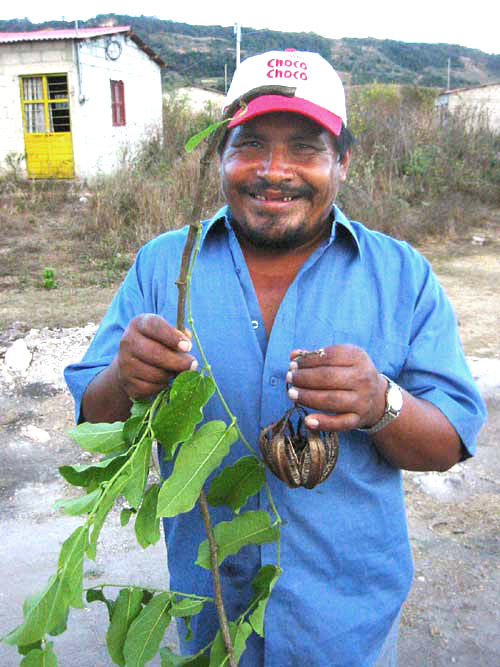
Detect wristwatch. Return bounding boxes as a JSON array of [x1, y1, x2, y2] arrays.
[[359, 374, 403, 433]]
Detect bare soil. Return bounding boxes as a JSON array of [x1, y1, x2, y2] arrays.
[[0, 192, 499, 666]]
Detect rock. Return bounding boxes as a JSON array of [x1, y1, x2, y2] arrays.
[[20, 425, 51, 443], [466, 356, 500, 398], [4, 339, 32, 373]]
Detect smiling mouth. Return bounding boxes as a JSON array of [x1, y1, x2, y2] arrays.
[[253, 193, 295, 202]]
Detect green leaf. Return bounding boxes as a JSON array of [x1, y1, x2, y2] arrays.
[[123, 592, 172, 667], [248, 565, 281, 637], [67, 421, 126, 455], [185, 118, 231, 153], [87, 473, 130, 560], [18, 640, 43, 656], [207, 457, 265, 514], [53, 488, 102, 516], [121, 508, 136, 526], [131, 400, 152, 418], [59, 454, 129, 490], [123, 416, 146, 446], [4, 576, 65, 645], [106, 588, 144, 666], [57, 525, 89, 609], [20, 641, 58, 666], [153, 372, 215, 459], [170, 598, 204, 618], [209, 622, 252, 667], [196, 511, 279, 570], [157, 422, 237, 518], [123, 437, 152, 509], [134, 484, 162, 548], [160, 647, 209, 666], [86, 589, 115, 620]]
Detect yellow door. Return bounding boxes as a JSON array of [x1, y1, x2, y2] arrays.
[[21, 74, 74, 179]]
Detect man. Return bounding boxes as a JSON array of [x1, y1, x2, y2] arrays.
[[65, 50, 486, 666]]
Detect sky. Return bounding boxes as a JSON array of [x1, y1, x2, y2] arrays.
[[2, 0, 499, 56]]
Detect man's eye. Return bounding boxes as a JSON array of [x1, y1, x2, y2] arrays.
[[237, 140, 261, 148], [294, 143, 318, 152]]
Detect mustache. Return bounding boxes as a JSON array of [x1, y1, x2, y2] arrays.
[[244, 180, 313, 199]]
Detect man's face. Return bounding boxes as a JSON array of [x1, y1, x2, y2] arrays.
[[220, 112, 350, 251]]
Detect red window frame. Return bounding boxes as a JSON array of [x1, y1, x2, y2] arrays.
[[110, 80, 126, 126]]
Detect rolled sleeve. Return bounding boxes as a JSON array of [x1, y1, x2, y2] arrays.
[[399, 261, 486, 457]]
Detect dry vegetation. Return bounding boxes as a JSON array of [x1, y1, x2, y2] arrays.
[[0, 86, 499, 332]]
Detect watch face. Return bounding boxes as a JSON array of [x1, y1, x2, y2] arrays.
[[388, 383, 403, 412]]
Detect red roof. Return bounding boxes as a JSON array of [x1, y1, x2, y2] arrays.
[[0, 26, 165, 66]]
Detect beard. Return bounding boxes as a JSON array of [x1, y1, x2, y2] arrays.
[[227, 207, 333, 252]]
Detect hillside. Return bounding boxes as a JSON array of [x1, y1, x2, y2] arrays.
[[1, 14, 500, 90]]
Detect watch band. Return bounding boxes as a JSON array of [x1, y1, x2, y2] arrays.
[[359, 374, 403, 434]]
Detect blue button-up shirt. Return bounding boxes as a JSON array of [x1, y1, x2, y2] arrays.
[[65, 205, 486, 666]]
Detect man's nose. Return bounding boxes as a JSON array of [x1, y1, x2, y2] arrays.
[[256, 145, 293, 182]]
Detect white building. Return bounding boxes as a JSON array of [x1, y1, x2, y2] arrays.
[[0, 26, 164, 179], [166, 85, 225, 112], [435, 82, 500, 132]]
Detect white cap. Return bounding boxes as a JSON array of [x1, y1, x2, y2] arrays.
[[225, 49, 347, 136]]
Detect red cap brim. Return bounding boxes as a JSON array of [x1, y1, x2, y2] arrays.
[[227, 94, 343, 137]]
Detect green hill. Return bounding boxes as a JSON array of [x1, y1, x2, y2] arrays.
[[2, 14, 499, 90]]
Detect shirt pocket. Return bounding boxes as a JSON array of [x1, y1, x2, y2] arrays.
[[330, 330, 409, 381]]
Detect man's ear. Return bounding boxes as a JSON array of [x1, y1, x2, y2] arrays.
[[338, 148, 352, 182]]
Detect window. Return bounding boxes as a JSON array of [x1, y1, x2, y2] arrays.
[[21, 74, 71, 133], [110, 80, 126, 126]]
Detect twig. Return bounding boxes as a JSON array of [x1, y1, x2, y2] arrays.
[[175, 122, 236, 665], [176, 123, 228, 332], [199, 490, 236, 667]]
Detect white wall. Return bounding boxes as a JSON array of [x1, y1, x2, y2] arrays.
[[0, 34, 163, 178], [73, 33, 163, 177], [0, 40, 75, 175], [166, 86, 224, 112], [447, 84, 500, 132]]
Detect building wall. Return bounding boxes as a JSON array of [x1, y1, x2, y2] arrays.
[[166, 86, 225, 112], [438, 84, 500, 132], [74, 33, 163, 177], [0, 34, 163, 178], [0, 40, 75, 175]]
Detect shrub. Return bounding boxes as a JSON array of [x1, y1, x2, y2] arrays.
[[80, 83, 499, 255]]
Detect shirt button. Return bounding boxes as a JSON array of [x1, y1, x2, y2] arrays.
[[270, 376, 278, 387], [251, 320, 259, 330]]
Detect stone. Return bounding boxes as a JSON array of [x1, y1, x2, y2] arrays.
[[4, 338, 32, 373]]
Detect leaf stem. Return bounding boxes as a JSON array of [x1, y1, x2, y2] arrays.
[[186, 227, 256, 458], [85, 583, 213, 602], [198, 489, 237, 667]]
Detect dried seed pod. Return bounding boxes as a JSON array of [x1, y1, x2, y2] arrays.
[[259, 406, 339, 489]]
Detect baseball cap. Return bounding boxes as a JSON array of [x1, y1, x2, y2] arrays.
[[224, 49, 347, 137]]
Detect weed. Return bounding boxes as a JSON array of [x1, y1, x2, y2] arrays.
[[42, 267, 57, 289]]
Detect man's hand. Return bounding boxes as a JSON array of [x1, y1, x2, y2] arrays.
[[117, 314, 198, 401], [286, 344, 462, 471], [81, 314, 197, 423], [286, 345, 387, 432]]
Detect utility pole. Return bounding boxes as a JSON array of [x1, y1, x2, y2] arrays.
[[447, 57, 451, 91], [234, 22, 241, 67]]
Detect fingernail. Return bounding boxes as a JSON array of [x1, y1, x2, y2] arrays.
[[305, 417, 319, 429], [190, 358, 198, 371], [178, 339, 192, 352], [288, 386, 299, 400], [289, 361, 298, 372], [286, 371, 293, 383]]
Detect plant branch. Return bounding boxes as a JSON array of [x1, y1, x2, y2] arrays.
[[199, 489, 236, 667], [175, 123, 236, 665], [176, 123, 228, 332]]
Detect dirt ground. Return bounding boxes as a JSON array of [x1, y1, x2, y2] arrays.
[[0, 196, 499, 666]]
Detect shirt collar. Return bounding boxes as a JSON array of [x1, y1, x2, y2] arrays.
[[199, 204, 362, 258]]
